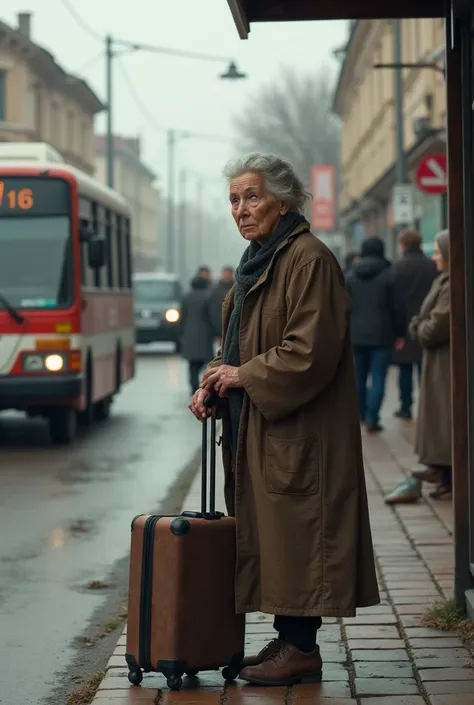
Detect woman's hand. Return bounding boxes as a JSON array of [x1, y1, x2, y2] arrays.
[[201, 365, 242, 398], [189, 388, 212, 421]]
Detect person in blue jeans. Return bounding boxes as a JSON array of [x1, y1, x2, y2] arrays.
[[346, 237, 407, 432]]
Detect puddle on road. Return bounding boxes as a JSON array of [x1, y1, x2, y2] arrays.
[[57, 453, 142, 485], [46, 518, 98, 550]]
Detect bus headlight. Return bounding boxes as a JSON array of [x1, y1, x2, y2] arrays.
[[45, 354, 65, 372], [165, 308, 180, 323], [23, 354, 44, 372]]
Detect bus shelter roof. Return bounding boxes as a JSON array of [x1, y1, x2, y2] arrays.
[[227, 0, 445, 39]]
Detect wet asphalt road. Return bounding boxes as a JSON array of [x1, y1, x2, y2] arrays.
[[0, 347, 202, 705]]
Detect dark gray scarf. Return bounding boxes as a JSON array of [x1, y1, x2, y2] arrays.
[[222, 212, 308, 454]]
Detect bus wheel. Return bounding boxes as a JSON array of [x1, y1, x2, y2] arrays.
[[49, 407, 77, 445], [95, 396, 112, 421]]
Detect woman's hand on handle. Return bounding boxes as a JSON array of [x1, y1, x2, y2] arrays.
[[189, 388, 212, 421], [201, 364, 242, 398]]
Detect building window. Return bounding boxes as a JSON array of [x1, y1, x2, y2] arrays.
[[0, 71, 7, 121]]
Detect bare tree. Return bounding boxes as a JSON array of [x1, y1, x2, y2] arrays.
[[232, 67, 340, 191]]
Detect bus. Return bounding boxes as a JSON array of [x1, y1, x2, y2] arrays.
[[0, 145, 135, 444]]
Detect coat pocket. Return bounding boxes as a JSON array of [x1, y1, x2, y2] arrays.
[[264, 433, 320, 495]]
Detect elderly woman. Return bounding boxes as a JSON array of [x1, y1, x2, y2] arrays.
[[189, 153, 379, 686], [385, 230, 451, 504]]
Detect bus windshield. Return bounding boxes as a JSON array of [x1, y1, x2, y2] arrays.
[[134, 279, 179, 303], [0, 216, 73, 309]]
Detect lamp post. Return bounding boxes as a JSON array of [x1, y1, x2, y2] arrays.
[[104, 35, 246, 191], [373, 29, 445, 257]]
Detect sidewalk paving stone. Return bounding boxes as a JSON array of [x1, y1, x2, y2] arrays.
[[90, 375, 472, 705]]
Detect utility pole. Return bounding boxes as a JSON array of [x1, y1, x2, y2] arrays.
[[167, 129, 176, 273], [195, 181, 203, 266], [106, 34, 114, 188], [391, 19, 410, 259], [393, 20, 406, 185], [178, 169, 187, 283]]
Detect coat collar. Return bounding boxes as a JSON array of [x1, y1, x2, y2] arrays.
[[245, 221, 310, 297]]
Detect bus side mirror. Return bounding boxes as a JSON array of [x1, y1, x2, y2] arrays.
[[88, 235, 106, 269]]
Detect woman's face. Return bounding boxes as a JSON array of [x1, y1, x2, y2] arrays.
[[229, 171, 288, 243], [433, 241, 448, 272]]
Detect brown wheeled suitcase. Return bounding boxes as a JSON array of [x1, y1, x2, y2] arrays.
[[125, 405, 245, 691]]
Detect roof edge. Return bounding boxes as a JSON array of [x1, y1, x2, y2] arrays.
[[227, 0, 250, 38]]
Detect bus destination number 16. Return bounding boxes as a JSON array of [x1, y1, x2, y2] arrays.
[[0, 182, 34, 211]]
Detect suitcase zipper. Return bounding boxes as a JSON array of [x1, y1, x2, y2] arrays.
[[139, 515, 159, 671]]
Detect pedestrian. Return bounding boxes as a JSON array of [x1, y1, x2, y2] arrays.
[[391, 229, 437, 420], [196, 265, 212, 282], [208, 266, 235, 344], [189, 153, 379, 686], [343, 251, 359, 277], [180, 275, 214, 395], [385, 230, 451, 504], [345, 236, 407, 433]]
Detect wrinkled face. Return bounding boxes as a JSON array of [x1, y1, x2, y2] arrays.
[[432, 242, 448, 272], [229, 171, 288, 243]]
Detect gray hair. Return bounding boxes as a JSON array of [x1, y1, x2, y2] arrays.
[[223, 153, 309, 213], [436, 229, 449, 262]]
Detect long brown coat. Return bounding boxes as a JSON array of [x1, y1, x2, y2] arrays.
[[210, 226, 379, 617], [410, 272, 451, 467]]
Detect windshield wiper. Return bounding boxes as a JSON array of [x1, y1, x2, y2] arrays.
[[0, 292, 25, 324]]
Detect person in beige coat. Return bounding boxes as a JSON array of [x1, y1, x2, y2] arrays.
[[385, 229, 451, 504], [189, 153, 379, 686]]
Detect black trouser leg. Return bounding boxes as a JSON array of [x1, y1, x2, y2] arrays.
[[273, 615, 322, 652]]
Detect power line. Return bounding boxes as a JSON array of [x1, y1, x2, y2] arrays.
[[70, 50, 104, 76], [60, 0, 103, 42], [116, 58, 166, 134]]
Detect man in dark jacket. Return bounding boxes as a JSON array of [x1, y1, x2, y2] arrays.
[[346, 236, 407, 432], [391, 229, 438, 419], [207, 266, 234, 344], [180, 276, 214, 394]]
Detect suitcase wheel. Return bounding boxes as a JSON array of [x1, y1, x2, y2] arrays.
[[222, 665, 239, 682], [167, 675, 183, 690], [127, 668, 143, 686], [185, 670, 199, 678]]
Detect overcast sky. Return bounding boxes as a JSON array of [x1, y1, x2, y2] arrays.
[[4, 3, 346, 192], [3, 2, 347, 268]]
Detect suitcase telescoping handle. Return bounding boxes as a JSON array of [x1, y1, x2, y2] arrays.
[[200, 390, 221, 518]]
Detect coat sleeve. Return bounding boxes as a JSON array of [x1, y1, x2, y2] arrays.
[[387, 270, 407, 338], [417, 283, 450, 349], [207, 290, 222, 337], [238, 256, 349, 423], [180, 296, 188, 335]]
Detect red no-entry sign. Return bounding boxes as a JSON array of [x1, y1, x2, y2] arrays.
[[415, 154, 447, 195]]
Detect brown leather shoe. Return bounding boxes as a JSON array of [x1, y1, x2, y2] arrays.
[[239, 641, 322, 686], [239, 639, 283, 670]]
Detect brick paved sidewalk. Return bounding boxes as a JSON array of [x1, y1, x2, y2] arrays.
[[92, 378, 473, 705]]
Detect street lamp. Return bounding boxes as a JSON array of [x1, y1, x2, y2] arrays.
[[220, 61, 247, 80], [105, 34, 246, 189]]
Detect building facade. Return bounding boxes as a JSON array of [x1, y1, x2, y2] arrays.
[[95, 135, 159, 272], [333, 19, 446, 257], [0, 12, 103, 175]]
